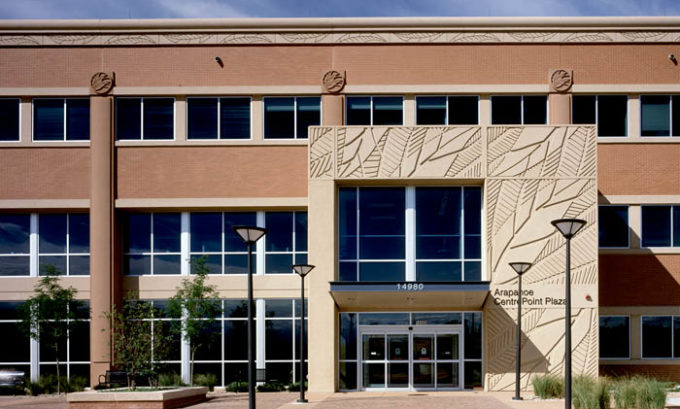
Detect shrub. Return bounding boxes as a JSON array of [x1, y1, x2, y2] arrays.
[[257, 382, 286, 392], [158, 372, 185, 387], [287, 381, 308, 392], [532, 374, 564, 399], [194, 373, 217, 391], [572, 376, 609, 409], [25, 381, 42, 396], [225, 381, 248, 392], [65, 376, 87, 393], [610, 377, 668, 409]]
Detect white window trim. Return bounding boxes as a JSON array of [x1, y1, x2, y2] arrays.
[[185, 96, 253, 141], [115, 97, 176, 141], [37, 213, 91, 277], [262, 96, 322, 140], [32, 97, 90, 142], [640, 204, 677, 249], [640, 94, 679, 138], [263, 211, 307, 275], [414, 95, 481, 126], [490, 95, 549, 126], [572, 94, 629, 138], [640, 315, 676, 360], [599, 315, 631, 360], [0, 98, 21, 143], [598, 204, 631, 249], [345, 95, 405, 126]]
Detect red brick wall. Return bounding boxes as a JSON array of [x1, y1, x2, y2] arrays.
[[599, 255, 680, 306]]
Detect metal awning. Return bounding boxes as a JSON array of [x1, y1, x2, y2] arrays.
[[329, 281, 490, 310]]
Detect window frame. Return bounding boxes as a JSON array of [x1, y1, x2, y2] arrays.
[[185, 96, 253, 141], [115, 97, 176, 141], [641, 315, 677, 360], [263, 211, 308, 275], [571, 94, 628, 137], [599, 315, 631, 360], [640, 205, 678, 248], [598, 205, 630, 249], [414, 95, 480, 126], [0, 97, 21, 143], [37, 213, 90, 277], [640, 94, 679, 138], [489, 95, 548, 125], [263, 298, 308, 383], [0, 213, 31, 277], [345, 95, 405, 126], [262, 96, 322, 140], [123, 212, 182, 276], [32, 97, 90, 142]]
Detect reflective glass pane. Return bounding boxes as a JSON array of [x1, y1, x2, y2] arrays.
[[0, 215, 30, 254], [225, 254, 250, 274], [69, 321, 90, 361], [363, 363, 384, 388], [34, 99, 64, 140], [464, 312, 483, 359], [266, 320, 293, 359], [224, 212, 257, 251], [388, 335, 408, 360], [373, 97, 403, 125], [674, 207, 680, 247], [266, 300, 292, 318], [125, 213, 151, 253], [143, 98, 174, 140], [0, 99, 19, 141], [224, 299, 250, 318], [449, 96, 479, 125], [416, 187, 461, 259], [437, 334, 459, 360], [265, 212, 293, 252], [641, 95, 670, 136], [674, 317, 680, 358], [491, 96, 521, 124], [69, 214, 89, 253], [674, 96, 680, 136], [39, 214, 67, 254], [295, 212, 308, 252], [388, 363, 409, 387], [642, 206, 671, 247], [0, 256, 29, 276], [339, 362, 357, 390], [295, 253, 308, 265], [464, 187, 482, 235], [40, 326, 67, 361], [225, 363, 248, 384], [414, 335, 433, 360], [264, 98, 294, 139], [464, 361, 482, 389], [362, 335, 384, 360], [412, 313, 462, 326], [220, 98, 250, 139], [187, 98, 217, 139], [294, 318, 308, 360], [523, 95, 547, 124], [153, 213, 180, 252], [599, 316, 629, 359], [224, 320, 248, 360], [159, 320, 182, 360], [125, 255, 150, 275], [339, 261, 357, 282], [464, 236, 481, 259], [39, 255, 66, 275], [0, 323, 29, 362], [359, 262, 405, 282], [359, 313, 410, 326], [599, 206, 629, 248], [193, 363, 222, 386], [116, 98, 141, 140], [66, 99, 90, 140], [153, 255, 181, 275], [416, 97, 446, 125], [359, 188, 405, 259], [294, 298, 308, 318], [296, 97, 320, 139], [464, 261, 482, 281], [642, 316, 672, 358], [416, 261, 461, 282], [194, 321, 222, 360], [191, 213, 221, 252], [598, 95, 627, 137], [346, 97, 371, 125], [413, 363, 434, 387], [0, 302, 21, 320], [267, 362, 292, 384], [69, 255, 89, 275], [265, 254, 293, 274], [437, 362, 459, 388], [339, 188, 357, 260], [190, 255, 221, 275], [339, 313, 357, 360], [572, 95, 596, 124]]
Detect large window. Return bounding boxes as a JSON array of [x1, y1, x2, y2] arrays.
[[264, 212, 308, 274], [0, 98, 20, 141], [598, 206, 629, 248], [346, 96, 403, 126], [38, 214, 90, 276], [572, 95, 627, 137], [123, 213, 181, 275], [0, 302, 30, 377], [264, 299, 307, 384], [187, 97, 250, 140], [641, 95, 680, 137], [116, 98, 174, 140], [339, 187, 482, 282], [599, 316, 630, 359], [491, 95, 547, 125], [641, 205, 680, 247], [0, 214, 30, 276], [415, 96, 479, 125], [640, 316, 680, 359], [33, 98, 89, 141], [190, 212, 255, 275], [263, 97, 320, 139]]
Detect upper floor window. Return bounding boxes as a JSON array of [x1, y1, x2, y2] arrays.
[[33, 98, 89, 141], [264, 212, 308, 274], [491, 95, 546, 125], [641, 95, 680, 137], [0, 214, 30, 276], [346, 96, 403, 126], [187, 97, 251, 140], [123, 213, 181, 275], [116, 98, 174, 140], [599, 316, 629, 359], [0, 98, 20, 141], [641, 205, 680, 247], [416, 96, 478, 125], [38, 213, 90, 276], [641, 316, 680, 359], [263, 97, 320, 139], [572, 95, 627, 137], [598, 205, 629, 248], [338, 186, 482, 282]]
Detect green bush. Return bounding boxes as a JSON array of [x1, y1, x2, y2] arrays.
[[158, 372, 185, 387], [38, 374, 67, 394], [194, 373, 217, 391], [610, 377, 668, 409], [64, 376, 87, 393], [24, 381, 42, 396], [532, 374, 564, 399], [572, 376, 609, 409], [287, 381, 308, 392], [225, 381, 248, 392], [257, 382, 286, 392]]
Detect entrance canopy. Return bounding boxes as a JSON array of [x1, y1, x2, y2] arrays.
[[329, 281, 490, 310]]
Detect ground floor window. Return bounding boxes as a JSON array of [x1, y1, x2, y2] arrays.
[[641, 315, 680, 359], [599, 316, 630, 359], [338, 311, 482, 390]]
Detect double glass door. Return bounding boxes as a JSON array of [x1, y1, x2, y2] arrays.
[[361, 328, 461, 390]]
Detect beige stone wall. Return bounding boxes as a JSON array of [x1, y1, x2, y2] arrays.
[[308, 124, 597, 392]]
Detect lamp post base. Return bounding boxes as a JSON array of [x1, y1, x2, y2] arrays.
[[297, 399, 309, 403], [512, 397, 524, 401]]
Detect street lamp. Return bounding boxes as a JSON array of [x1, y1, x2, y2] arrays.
[[233, 226, 267, 409], [292, 264, 315, 403], [550, 218, 587, 409], [509, 262, 532, 401]]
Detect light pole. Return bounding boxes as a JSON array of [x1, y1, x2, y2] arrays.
[[292, 264, 315, 403], [233, 226, 267, 409], [550, 218, 586, 409], [509, 262, 532, 401]]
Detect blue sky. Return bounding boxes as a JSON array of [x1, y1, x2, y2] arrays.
[[0, 0, 679, 19]]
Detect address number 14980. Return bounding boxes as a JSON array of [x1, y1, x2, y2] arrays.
[[396, 283, 425, 291]]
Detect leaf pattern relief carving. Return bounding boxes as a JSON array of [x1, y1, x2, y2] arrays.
[[309, 127, 335, 179]]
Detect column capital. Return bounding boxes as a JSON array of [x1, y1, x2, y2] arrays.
[[90, 72, 116, 96], [322, 70, 346, 94], [548, 68, 573, 93]]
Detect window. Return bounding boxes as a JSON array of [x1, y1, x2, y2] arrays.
[[599, 316, 630, 359], [641, 316, 680, 358], [123, 213, 181, 275], [490, 95, 547, 125], [263, 97, 320, 139], [116, 98, 174, 140], [346, 96, 403, 126], [641, 205, 680, 247], [264, 212, 307, 274], [338, 186, 482, 282], [0, 98, 20, 141], [641, 95, 680, 137], [264, 299, 307, 384], [190, 212, 256, 275], [416, 96, 479, 125], [0, 302, 30, 377], [0, 214, 30, 276], [598, 206, 629, 248], [38, 214, 90, 276], [33, 98, 89, 141], [187, 97, 250, 140], [572, 95, 628, 137]]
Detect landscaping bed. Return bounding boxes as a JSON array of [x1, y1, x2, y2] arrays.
[[67, 386, 208, 409]]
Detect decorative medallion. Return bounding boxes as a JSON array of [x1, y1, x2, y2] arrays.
[[322, 70, 346, 94], [549, 69, 573, 93], [90, 72, 115, 95]]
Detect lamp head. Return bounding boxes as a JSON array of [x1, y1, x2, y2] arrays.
[[232, 225, 267, 244], [551, 218, 586, 239], [509, 262, 532, 276], [292, 264, 315, 277]]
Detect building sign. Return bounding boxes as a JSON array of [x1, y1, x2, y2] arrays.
[[489, 285, 596, 309]]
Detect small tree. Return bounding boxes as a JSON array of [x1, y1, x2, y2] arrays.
[[106, 292, 169, 391], [167, 257, 222, 385], [20, 265, 85, 394]]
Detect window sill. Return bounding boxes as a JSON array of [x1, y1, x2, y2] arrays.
[[597, 136, 680, 144], [115, 139, 309, 147], [599, 248, 680, 255]]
